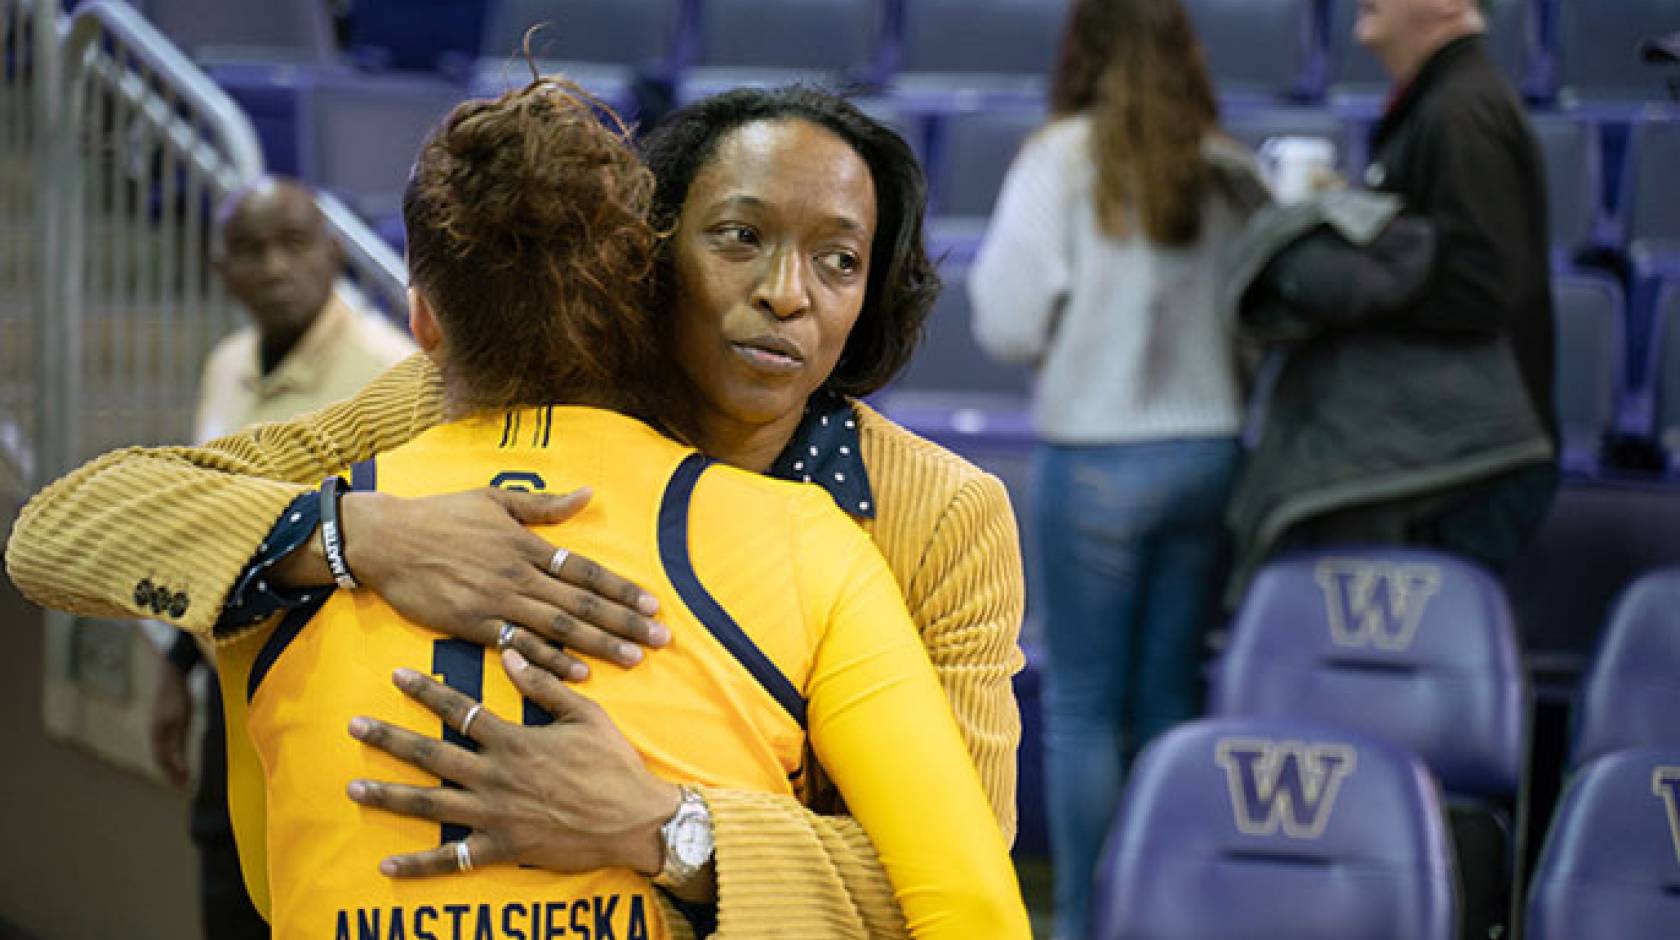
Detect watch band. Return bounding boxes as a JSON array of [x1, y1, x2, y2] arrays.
[[654, 786, 714, 891]]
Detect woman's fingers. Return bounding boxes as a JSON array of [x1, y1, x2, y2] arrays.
[[377, 833, 505, 879], [387, 668, 516, 746], [489, 618, 591, 682], [500, 648, 600, 723], [347, 778, 483, 829], [548, 544, 660, 617], [348, 714, 486, 784], [509, 559, 669, 667]]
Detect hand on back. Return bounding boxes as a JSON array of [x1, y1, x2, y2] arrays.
[[335, 486, 669, 680]]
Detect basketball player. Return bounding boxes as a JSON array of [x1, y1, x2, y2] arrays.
[[212, 77, 1030, 940]]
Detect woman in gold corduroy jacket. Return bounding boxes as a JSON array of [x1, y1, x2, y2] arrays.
[[7, 86, 1025, 939]]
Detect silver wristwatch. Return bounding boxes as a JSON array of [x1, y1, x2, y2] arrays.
[[654, 786, 715, 889]]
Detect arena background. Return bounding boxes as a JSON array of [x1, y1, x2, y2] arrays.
[[3, 0, 1680, 937]]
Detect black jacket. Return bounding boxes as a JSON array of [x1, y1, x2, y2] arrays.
[[1368, 34, 1557, 438], [1225, 35, 1556, 593]]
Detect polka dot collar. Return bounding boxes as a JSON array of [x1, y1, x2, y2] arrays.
[[767, 390, 876, 518]]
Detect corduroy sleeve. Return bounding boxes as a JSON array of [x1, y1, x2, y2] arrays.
[[4, 353, 444, 640], [701, 473, 1027, 938]]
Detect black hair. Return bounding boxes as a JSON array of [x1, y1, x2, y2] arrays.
[[638, 85, 939, 398]]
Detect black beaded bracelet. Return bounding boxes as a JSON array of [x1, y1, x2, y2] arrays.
[[319, 475, 360, 591]]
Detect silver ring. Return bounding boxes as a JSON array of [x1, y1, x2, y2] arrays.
[[547, 547, 570, 578], [459, 703, 483, 738], [496, 622, 519, 651], [455, 840, 474, 873]]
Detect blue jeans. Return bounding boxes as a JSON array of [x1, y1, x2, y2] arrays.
[[1033, 437, 1241, 940]]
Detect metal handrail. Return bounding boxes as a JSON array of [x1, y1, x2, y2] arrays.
[[72, 0, 408, 323], [28, 0, 411, 785], [41, 0, 409, 481], [64, 1, 264, 188], [317, 188, 409, 318]]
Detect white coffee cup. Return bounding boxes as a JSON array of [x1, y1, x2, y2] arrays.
[[1258, 136, 1339, 204]]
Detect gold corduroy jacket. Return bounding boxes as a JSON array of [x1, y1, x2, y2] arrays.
[[5, 353, 1027, 939]]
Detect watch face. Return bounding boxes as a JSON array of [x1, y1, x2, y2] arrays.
[[671, 815, 713, 867]]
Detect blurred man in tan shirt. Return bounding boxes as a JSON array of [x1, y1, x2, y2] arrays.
[[150, 176, 412, 939]]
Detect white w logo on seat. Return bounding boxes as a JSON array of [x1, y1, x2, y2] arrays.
[[1654, 766, 1680, 866], [1215, 738, 1358, 839], [1315, 559, 1443, 651]]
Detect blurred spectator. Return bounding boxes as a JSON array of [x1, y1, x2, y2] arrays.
[[968, 1, 1267, 936], [148, 176, 413, 939], [1226, 0, 1557, 592]]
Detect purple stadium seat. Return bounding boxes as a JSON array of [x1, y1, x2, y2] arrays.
[[347, 0, 489, 73], [1527, 748, 1680, 940], [892, 0, 1069, 112], [298, 74, 469, 231], [141, 0, 346, 177], [889, 258, 1033, 398], [141, 0, 336, 64], [1571, 570, 1680, 767], [1650, 282, 1680, 469], [1092, 717, 1457, 940], [1551, 271, 1625, 476], [1184, 0, 1321, 102], [468, 0, 680, 114], [1557, 0, 1680, 105], [1623, 115, 1680, 275], [1211, 546, 1529, 936], [924, 102, 1045, 238], [1212, 547, 1529, 797], [1533, 112, 1603, 255], [675, 0, 882, 102]]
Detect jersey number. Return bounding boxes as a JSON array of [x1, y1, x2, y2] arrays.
[[489, 471, 547, 492]]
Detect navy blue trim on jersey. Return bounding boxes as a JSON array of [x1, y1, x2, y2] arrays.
[[350, 458, 377, 492], [657, 453, 808, 729], [246, 591, 331, 701], [432, 637, 484, 845]]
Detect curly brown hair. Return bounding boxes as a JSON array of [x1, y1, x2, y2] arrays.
[[402, 75, 661, 418], [1049, 0, 1220, 246]]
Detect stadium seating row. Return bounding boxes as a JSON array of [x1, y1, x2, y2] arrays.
[[123, 1, 1680, 390], [918, 103, 1680, 259], [885, 262, 1680, 482], [116, 0, 1680, 481], [131, 0, 1680, 107], [1062, 548, 1680, 938], [176, 67, 1680, 351]]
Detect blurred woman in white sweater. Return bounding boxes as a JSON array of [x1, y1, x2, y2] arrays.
[[970, 1, 1266, 936]]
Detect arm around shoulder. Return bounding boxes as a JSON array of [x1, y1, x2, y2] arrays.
[[4, 352, 443, 635]]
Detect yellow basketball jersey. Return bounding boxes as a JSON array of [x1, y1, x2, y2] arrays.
[[216, 407, 841, 939]]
